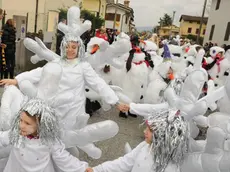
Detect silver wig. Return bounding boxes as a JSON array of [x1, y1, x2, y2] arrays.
[[146, 109, 189, 172], [9, 97, 60, 146]]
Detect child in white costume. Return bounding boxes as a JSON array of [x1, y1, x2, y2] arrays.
[[0, 98, 88, 172], [86, 109, 188, 172], [0, 6, 122, 158]]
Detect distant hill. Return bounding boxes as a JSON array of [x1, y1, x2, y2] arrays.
[[136, 26, 153, 32]]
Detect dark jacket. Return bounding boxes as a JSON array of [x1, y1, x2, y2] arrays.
[[2, 23, 16, 54]]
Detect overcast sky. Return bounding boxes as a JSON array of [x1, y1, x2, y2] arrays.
[[118, 0, 212, 27]]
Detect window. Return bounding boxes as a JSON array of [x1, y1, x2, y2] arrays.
[[189, 21, 193, 23], [116, 14, 121, 21], [125, 16, 128, 24], [105, 13, 114, 21], [203, 29, 206, 35], [187, 27, 192, 33], [224, 22, 230, 41], [197, 21, 200, 24], [196, 28, 199, 34], [216, 0, 221, 10], [105, 13, 120, 21], [209, 25, 215, 40]]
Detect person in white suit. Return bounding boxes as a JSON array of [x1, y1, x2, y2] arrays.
[[0, 6, 124, 159], [0, 98, 88, 172], [86, 109, 188, 172]]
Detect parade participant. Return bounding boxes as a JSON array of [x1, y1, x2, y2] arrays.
[[0, 6, 124, 159], [86, 109, 188, 172], [0, 98, 88, 172]]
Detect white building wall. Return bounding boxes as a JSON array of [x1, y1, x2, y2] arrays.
[[0, 0, 81, 32], [204, 0, 230, 45], [105, 6, 130, 32]]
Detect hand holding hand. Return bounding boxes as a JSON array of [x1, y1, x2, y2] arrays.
[[85, 167, 93, 172], [0, 79, 18, 86], [116, 103, 130, 112]]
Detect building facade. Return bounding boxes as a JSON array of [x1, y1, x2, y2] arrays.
[[105, 1, 134, 33], [204, 0, 230, 46], [0, 0, 107, 39], [0, 0, 82, 39], [158, 25, 180, 38], [82, 0, 106, 17], [179, 15, 208, 38]]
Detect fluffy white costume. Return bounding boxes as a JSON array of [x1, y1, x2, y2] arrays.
[[140, 40, 162, 67], [144, 61, 172, 104], [121, 49, 149, 103], [92, 141, 180, 172], [0, 6, 120, 161], [205, 47, 230, 88], [128, 49, 230, 172], [0, 98, 88, 172]]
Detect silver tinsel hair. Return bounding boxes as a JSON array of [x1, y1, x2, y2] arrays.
[[57, 6, 91, 60], [146, 109, 189, 172], [9, 97, 60, 146], [60, 34, 85, 59]]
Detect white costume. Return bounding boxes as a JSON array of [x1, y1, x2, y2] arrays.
[[93, 107, 188, 172], [0, 132, 87, 172], [0, 6, 120, 161], [121, 48, 149, 104], [126, 49, 230, 172], [93, 141, 179, 172], [0, 98, 88, 172], [15, 59, 118, 131]]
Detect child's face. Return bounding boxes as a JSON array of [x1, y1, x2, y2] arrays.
[[144, 126, 153, 144], [66, 41, 79, 59], [19, 112, 38, 136], [167, 67, 174, 80]]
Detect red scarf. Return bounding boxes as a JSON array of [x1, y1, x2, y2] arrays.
[[27, 135, 39, 140], [133, 60, 150, 67], [212, 55, 224, 73]]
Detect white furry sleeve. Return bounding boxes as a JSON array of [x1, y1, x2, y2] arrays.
[[93, 141, 147, 172], [51, 141, 88, 172], [15, 67, 43, 84], [0, 131, 10, 147], [129, 102, 169, 118], [81, 61, 119, 105]]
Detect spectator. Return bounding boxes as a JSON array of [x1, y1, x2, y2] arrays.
[[0, 8, 3, 20], [1, 19, 16, 79], [95, 26, 108, 41], [0, 8, 7, 79]]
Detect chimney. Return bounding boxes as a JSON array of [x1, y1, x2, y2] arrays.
[[124, 0, 130, 7]]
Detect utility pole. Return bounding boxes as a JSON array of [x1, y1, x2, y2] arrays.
[[172, 11, 176, 24], [197, 0, 208, 44], [170, 11, 176, 39], [113, 0, 119, 30], [34, 0, 39, 33]]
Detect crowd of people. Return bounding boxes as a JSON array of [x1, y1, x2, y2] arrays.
[[0, 5, 230, 172]]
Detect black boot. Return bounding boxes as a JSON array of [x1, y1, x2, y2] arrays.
[[119, 111, 128, 118], [128, 111, 137, 118], [85, 98, 101, 117]]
